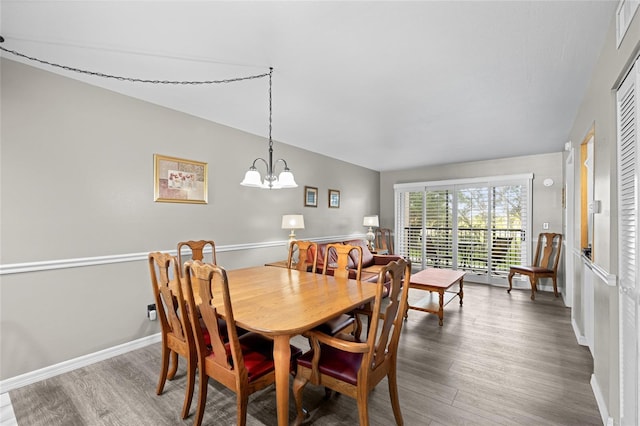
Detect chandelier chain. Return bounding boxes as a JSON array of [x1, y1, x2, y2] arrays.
[[0, 44, 270, 85]]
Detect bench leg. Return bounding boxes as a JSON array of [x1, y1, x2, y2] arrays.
[[507, 271, 515, 293]]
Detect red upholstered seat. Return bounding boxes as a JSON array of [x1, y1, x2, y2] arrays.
[[296, 335, 363, 385], [204, 332, 302, 382], [510, 265, 553, 274]]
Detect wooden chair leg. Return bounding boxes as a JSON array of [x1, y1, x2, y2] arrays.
[[357, 385, 370, 426], [529, 276, 537, 300], [193, 371, 208, 426], [237, 392, 249, 426], [167, 350, 179, 380], [156, 342, 170, 395], [507, 271, 515, 293], [552, 276, 559, 297], [181, 352, 196, 419], [388, 363, 404, 425], [354, 314, 363, 340], [293, 375, 309, 426]]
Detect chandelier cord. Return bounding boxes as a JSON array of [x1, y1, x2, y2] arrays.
[[268, 67, 273, 148], [0, 37, 270, 85]]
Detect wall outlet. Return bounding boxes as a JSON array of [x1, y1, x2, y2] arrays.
[[543, 222, 549, 230], [147, 303, 157, 321]]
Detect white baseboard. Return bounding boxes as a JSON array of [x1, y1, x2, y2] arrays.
[[591, 374, 614, 426], [0, 333, 161, 394], [572, 318, 588, 346]]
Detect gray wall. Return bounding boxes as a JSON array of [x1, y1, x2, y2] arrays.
[[566, 10, 640, 424], [0, 59, 380, 379]]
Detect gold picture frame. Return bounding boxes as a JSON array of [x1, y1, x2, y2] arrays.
[[304, 186, 318, 207], [328, 189, 340, 208], [154, 154, 208, 204]]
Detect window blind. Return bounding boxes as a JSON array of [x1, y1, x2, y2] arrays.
[[395, 174, 532, 283]]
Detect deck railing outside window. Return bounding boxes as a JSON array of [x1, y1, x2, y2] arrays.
[[403, 226, 524, 277]]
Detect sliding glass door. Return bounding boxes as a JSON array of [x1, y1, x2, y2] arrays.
[[395, 175, 532, 284]]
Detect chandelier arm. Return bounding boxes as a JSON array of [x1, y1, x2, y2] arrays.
[[273, 158, 291, 171], [251, 157, 270, 172]]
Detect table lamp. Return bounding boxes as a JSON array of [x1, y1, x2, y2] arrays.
[[363, 215, 379, 251], [282, 214, 305, 248]]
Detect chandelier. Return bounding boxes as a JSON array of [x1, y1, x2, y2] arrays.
[[240, 68, 297, 189]]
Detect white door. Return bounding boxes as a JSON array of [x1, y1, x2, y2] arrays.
[[616, 59, 639, 426]]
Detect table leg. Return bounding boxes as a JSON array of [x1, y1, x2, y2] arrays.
[[459, 278, 464, 305], [438, 289, 444, 326], [273, 334, 291, 426]]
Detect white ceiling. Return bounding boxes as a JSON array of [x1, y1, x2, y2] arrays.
[[1, 1, 617, 172]]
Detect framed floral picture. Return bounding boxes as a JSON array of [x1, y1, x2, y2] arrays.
[[328, 189, 340, 208], [154, 154, 208, 204], [304, 186, 318, 207]]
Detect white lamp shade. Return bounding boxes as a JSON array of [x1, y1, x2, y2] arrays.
[[282, 214, 305, 229], [240, 169, 263, 187], [363, 215, 379, 227], [278, 170, 298, 188]]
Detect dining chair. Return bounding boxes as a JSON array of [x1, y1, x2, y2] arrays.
[[177, 240, 217, 267], [148, 252, 199, 419], [293, 257, 411, 426], [322, 242, 362, 281], [177, 239, 244, 339], [374, 227, 394, 255], [287, 240, 318, 272], [508, 232, 562, 300], [182, 260, 302, 426], [316, 243, 363, 336]]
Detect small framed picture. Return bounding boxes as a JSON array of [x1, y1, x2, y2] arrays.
[[304, 186, 318, 207], [328, 189, 340, 208]]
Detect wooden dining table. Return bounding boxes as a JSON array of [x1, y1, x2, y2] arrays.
[[214, 265, 378, 426]]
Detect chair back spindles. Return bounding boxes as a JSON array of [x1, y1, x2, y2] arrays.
[[537, 233, 561, 269], [375, 228, 394, 254], [323, 243, 362, 280], [367, 259, 410, 376], [183, 261, 234, 371], [177, 240, 217, 268], [287, 240, 318, 273]]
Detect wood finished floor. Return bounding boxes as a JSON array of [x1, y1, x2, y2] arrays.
[[7, 283, 601, 425]]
